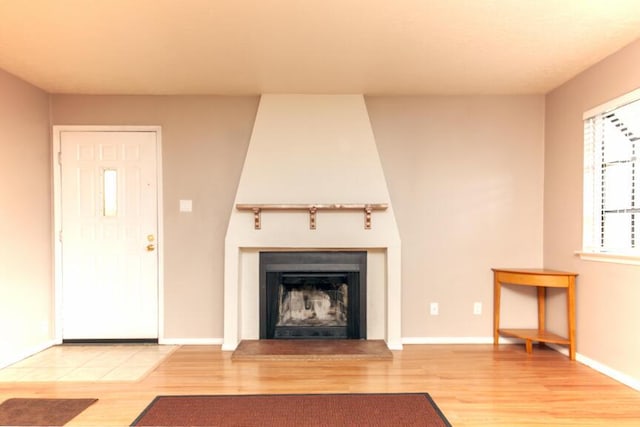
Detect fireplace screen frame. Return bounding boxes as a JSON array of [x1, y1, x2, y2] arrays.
[[259, 251, 367, 340]]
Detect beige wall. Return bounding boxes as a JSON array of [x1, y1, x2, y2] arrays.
[[51, 95, 259, 339], [0, 69, 52, 367], [545, 38, 640, 383], [52, 95, 545, 342], [366, 96, 545, 337]]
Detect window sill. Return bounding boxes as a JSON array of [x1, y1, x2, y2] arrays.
[[575, 251, 640, 266]]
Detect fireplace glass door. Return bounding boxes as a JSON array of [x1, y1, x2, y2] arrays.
[[276, 273, 350, 338]]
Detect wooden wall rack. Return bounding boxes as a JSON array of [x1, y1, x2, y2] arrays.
[[235, 203, 388, 230]]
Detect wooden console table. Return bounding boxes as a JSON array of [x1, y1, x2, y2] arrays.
[[492, 268, 577, 360]]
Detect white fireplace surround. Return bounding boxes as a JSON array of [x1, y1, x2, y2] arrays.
[[223, 95, 402, 350]]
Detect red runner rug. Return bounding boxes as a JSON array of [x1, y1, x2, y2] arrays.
[[131, 393, 451, 426], [0, 398, 97, 426]]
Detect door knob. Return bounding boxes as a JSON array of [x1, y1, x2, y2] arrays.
[[146, 244, 156, 252]]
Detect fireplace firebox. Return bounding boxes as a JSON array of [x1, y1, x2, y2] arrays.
[[259, 251, 366, 339]]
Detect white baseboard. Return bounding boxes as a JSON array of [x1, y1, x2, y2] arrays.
[[159, 338, 223, 345], [0, 339, 57, 369], [401, 336, 520, 345], [546, 343, 640, 392], [386, 342, 403, 350]]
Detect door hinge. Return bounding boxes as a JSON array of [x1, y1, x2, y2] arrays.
[[57, 151, 62, 165], [59, 230, 63, 242]]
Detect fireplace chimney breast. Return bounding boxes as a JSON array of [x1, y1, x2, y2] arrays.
[[223, 95, 402, 350]]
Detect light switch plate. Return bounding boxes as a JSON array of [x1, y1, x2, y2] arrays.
[[179, 199, 193, 212]]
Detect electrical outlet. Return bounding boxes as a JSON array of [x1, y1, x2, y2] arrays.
[[473, 302, 482, 315], [430, 302, 439, 316]]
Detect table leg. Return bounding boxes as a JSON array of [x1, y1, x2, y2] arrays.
[[537, 286, 546, 332], [567, 277, 576, 360], [493, 274, 501, 345]]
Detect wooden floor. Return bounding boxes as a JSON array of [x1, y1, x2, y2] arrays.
[[1, 344, 639, 426]]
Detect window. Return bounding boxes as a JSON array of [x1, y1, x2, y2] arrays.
[[583, 88, 640, 259]]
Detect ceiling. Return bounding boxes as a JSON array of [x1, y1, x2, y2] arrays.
[[1, 0, 640, 95]]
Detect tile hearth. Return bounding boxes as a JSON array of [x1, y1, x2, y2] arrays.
[[231, 339, 393, 361]]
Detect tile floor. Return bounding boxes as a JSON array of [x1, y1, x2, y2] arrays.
[[0, 344, 176, 382]]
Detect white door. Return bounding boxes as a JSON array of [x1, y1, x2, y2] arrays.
[[60, 131, 158, 339]]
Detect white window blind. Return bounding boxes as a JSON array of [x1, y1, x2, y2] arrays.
[[583, 91, 640, 256]]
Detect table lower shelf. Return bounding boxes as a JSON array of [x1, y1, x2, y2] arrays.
[[498, 328, 570, 345]]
